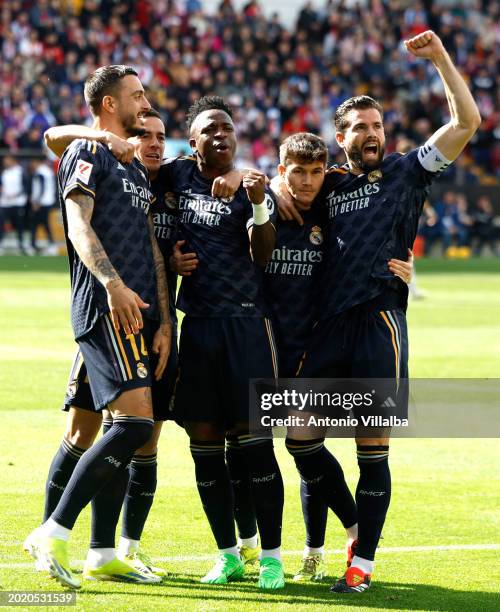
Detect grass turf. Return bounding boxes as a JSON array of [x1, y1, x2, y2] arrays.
[[0, 256, 499, 611]]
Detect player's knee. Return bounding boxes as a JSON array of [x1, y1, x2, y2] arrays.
[[64, 408, 101, 448], [118, 417, 154, 449], [110, 386, 153, 420], [135, 440, 157, 455], [355, 437, 390, 447], [184, 421, 225, 442], [135, 421, 162, 455]]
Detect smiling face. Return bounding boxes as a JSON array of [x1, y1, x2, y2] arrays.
[[134, 115, 166, 178], [189, 109, 237, 175], [278, 159, 325, 209], [335, 107, 386, 173], [113, 74, 151, 136]]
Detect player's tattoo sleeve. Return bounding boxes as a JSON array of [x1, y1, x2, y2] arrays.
[[65, 191, 122, 289], [148, 213, 171, 327]]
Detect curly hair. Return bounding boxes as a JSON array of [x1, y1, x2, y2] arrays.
[[185, 96, 233, 131]]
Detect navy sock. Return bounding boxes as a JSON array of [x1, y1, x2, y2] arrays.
[[238, 436, 284, 550], [355, 445, 391, 561], [51, 416, 153, 530], [190, 440, 236, 549], [90, 419, 130, 549], [286, 438, 357, 529], [43, 439, 85, 522], [122, 454, 158, 541], [300, 478, 328, 549], [225, 436, 257, 540]]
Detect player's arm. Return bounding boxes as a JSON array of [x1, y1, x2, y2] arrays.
[[404, 31, 481, 162], [211, 168, 268, 199], [245, 170, 276, 266], [147, 213, 172, 380], [44, 125, 135, 163], [65, 190, 149, 334]]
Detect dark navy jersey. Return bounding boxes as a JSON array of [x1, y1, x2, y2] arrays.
[[264, 207, 326, 375], [158, 157, 276, 317], [150, 173, 178, 325], [58, 139, 158, 339], [319, 147, 439, 317]]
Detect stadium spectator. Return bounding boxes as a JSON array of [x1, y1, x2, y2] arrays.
[[0, 0, 497, 181], [435, 190, 471, 253], [0, 154, 29, 254], [419, 201, 443, 256], [470, 195, 498, 256], [29, 156, 56, 253]]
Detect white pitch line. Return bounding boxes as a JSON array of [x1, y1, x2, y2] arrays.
[[2, 543, 499, 569]]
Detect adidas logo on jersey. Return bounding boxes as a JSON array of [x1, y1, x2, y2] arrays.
[[117, 162, 126, 171], [381, 396, 396, 408]]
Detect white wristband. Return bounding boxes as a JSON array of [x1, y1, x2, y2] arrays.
[[252, 202, 270, 225]]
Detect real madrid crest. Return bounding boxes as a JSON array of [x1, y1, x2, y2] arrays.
[[137, 362, 148, 378], [164, 192, 177, 210], [309, 225, 323, 245], [368, 169, 382, 183]]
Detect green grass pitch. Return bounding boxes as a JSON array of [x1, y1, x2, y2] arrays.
[[0, 256, 499, 611]]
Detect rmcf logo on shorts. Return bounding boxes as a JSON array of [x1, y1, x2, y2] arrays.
[[76, 160, 93, 184]]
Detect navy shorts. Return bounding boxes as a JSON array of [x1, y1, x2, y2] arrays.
[[276, 343, 303, 378], [173, 316, 278, 427], [63, 315, 178, 419], [298, 303, 409, 421]]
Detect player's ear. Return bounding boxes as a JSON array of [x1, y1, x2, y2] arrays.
[[189, 137, 197, 153], [335, 130, 345, 149], [102, 95, 116, 114], [277, 164, 286, 177]]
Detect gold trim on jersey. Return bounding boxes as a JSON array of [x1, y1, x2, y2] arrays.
[[264, 318, 279, 379], [64, 182, 96, 198], [379, 310, 400, 386], [104, 314, 132, 380]]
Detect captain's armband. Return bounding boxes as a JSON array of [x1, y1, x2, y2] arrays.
[[417, 142, 451, 174]]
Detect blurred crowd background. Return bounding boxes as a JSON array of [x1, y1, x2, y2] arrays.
[[0, 0, 498, 256]]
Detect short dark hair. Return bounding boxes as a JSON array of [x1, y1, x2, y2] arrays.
[[84, 65, 138, 116], [334, 95, 383, 132], [144, 108, 161, 120], [185, 96, 233, 131], [279, 132, 328, 166]]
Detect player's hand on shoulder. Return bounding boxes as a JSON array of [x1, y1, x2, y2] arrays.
[[101, 130, 135, 164], [270, 174, 304, 226], [404, 30, 445, 61], [152, 322, 172, 380], [106, 280, 150, 334], [169, 240, 199, 276], [212, 169, 244, 199], [243, 169, 266, 205], [388, 249, 414, 284]]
